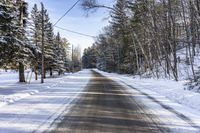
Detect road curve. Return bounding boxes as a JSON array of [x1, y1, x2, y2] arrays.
[[50, 70, 170, 133]]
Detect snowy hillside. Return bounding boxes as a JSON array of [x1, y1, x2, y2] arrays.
[[139, 47, 200, 91], [102, 47, 200, 112]]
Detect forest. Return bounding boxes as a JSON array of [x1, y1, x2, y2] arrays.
[[1, 0, 200, 85], [0, 0, 82, 83], [82, 0, 200, 83]]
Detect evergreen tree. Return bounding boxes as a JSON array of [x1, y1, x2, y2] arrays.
[[15, 0, 30, 82], [110, 0, 129, 73], [45, 22, 56, 76], [54, 32, 65, 75], [61, 38, 71, 72], [29, 4, 41, 80], [82, 44, 97, 68], [0, 0, 33, 82], [0, 0, 18, 67]]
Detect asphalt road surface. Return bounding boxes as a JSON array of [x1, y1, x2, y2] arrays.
[[50, 70, 171, 133]]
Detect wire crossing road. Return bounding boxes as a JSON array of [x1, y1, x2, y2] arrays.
[[50, 70, 172, 133]]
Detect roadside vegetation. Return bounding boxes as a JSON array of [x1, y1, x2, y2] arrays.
[[0, 0, 82, 83], [81, 0, 200, 90]]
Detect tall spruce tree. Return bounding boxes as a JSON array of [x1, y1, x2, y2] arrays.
[[0, 0, 18, 67], [45, 22, 56, 76], [16, 0, 29, 82], [29, 4, 41, 80], [54, 32, 65, 75]]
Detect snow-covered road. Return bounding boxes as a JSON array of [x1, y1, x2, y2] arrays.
[[0, 70, 91, 133], [49, 70, 200, 133], [1, 69, 200, 133]]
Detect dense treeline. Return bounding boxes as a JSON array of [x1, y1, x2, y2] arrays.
[[82, 0, 200, 81], [82, 44, 97, 68], [0, 0, 81, 82]]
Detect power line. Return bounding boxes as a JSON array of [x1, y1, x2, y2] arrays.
[[55, 26, 96, 38], [53, 0, 96, 39], [53, 0, 81, 27]]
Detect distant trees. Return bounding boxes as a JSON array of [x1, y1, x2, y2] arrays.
[[82, 44, 97, 68], [82, 0, 200, 81], [0, 1, 72, 83], [72, 45, 82, 72]]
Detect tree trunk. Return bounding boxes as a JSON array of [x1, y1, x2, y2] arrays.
[[190, 0, 196, 56], [34, 64, 38, 80], [19, 62, 25, 82], [50, 68, 53, 77], [18, 0, 26, 83], [181, 0, 196, 81], [41, 3, 45, 83], [44, 65, 46, 79], [168, 0, 178, 81]]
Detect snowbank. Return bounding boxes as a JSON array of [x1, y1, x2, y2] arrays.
[[96, 69, 200, 112], [96, 69, 200, 133]]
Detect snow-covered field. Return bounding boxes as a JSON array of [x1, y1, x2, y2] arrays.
[[0, 70, 91, 133], [96, 69, 200, 133]]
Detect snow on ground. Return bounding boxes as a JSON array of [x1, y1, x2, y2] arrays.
[[0, 70, 37, 107], [141, 47, 200, 81], [0, 69, 91, 133], [96, 69, 200, 133], [1, 67, 200, 132]]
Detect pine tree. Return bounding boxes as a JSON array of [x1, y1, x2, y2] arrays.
[[54, 32, 65, 75], [110, 0, 129, 73], [0, 0, 18, 66], [61, 38, 70, 72], [15, 0, 30, 82], [0, 0, 33, 82], [29, 4, 41, 80], [45, 22, 56, 76]]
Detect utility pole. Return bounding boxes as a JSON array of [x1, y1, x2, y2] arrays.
[[19, 0, 25, 82], [41, 3, 45, 83], [72, 44, 74, 73]]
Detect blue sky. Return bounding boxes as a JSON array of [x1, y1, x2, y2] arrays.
[[26, 0, 114, 53]]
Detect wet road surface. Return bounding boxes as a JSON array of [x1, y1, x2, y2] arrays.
[[50, 70, 170, 133]]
